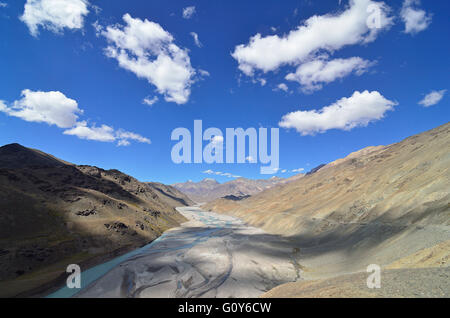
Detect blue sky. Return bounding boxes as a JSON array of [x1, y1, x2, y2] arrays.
[[0, 0, 449, 184]]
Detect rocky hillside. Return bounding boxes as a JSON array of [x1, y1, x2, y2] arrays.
[[173, 175, 304, 203], [205, 123, 450, 296], [0, 143, 193, 297]]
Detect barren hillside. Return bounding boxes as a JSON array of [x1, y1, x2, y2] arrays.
[[0, 143, 193, 297], [205, 122, 450, 296]]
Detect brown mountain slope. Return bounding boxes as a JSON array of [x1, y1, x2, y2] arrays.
[[205, 122, 450, 296], [0, 143, 193, 297]]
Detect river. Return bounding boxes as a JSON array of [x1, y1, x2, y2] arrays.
[[48, 207, 299, 298]]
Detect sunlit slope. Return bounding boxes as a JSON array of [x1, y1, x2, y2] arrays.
[[205, 122, 450, 280]]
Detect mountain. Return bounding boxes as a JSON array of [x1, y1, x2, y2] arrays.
[[205, 122, 450, 297], [172, 175, 304, 203], [0, 143, 194, 297]]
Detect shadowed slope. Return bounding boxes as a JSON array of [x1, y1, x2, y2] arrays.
[[0, 143, 192, 297]]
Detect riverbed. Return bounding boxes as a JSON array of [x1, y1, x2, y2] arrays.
[[48, 207, 299, 298]]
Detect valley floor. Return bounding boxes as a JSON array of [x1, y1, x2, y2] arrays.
[[51, 207, 299, 298], [46, 206, 449, 298]]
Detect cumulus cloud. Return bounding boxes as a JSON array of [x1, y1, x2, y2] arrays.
[[190, 32, 202, 48], [102, 14, 196, 104], [63, 121, 115, 142], [0, 89, 82, 128], [142, 96, 159, 106], [63, 122, 150, 146], [232, 0, 393, 76], [401, 0, 432, 34], [279, 90, 397, 135], [182, 6, 196, 19], [286, 57, 375, 92], [0, 89, 150, 146], [418, 90, 446, 107], [20, 0, 90, 36]]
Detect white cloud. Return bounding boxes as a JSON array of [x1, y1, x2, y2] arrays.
[[0, 2, 7, 8], [20, 0, 90, 36], [418, 90, 446, 107], [279, 90, 397, 135], [276, 83, 288, 92], [92, 20, 103, 37], [190, 32, 202, 47], [142, 96, 158, 106], [102, 14, 196, 104], [291, 168, 305, 173], [198, 69, 210, 77], [232, 0, 393, 76], [116, 129, 151, 145], [63, 122, 151, 146], [264, 167, 280, 174], [202, 169, 241, 179], [182, 6, 196, 19], [401, 0, 432, 34], [63, 121, 115, 142], [0, 89, 82, 128], [91, 4, 101, 15], [281, 169, 287, 173], [0, 89, 150, 146], [286, 57, 374, 92]]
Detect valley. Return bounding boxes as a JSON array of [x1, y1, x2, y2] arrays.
[[50, 207, 299, 298], [1, 122, 449, 298]]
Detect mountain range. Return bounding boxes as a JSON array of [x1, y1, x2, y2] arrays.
[[172, 174, 305, 203]]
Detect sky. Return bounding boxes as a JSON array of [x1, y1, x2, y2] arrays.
[[0, 0, 449, 184]]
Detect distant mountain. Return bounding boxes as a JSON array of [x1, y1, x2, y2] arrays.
[[0, 143, 193, 297], [172, 178, 220, 202], [172, 175, 304, 203], [205, 122, 450, 296]]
